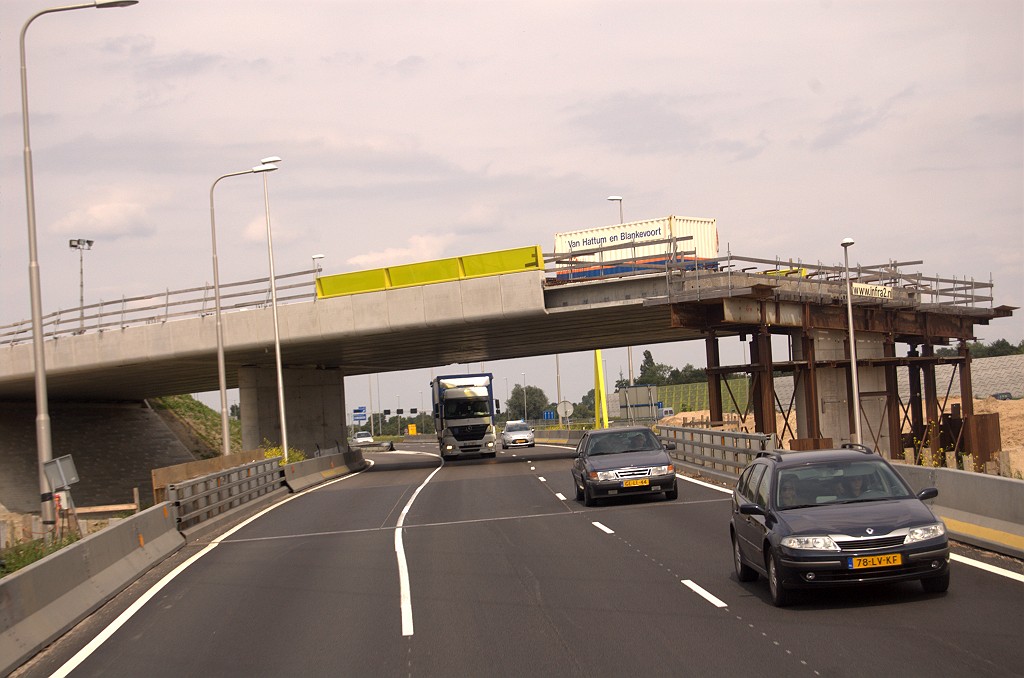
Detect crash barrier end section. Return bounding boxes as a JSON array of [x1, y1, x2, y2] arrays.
[[284, 450, 368, 493], [0, 503, 183, 677], [659, 426, 775, 478], [534, 430, 585, 446], [169, 457, 284, 532]]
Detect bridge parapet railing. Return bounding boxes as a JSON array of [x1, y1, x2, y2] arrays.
[[658, 426, 777, 480], [0, 269, 319, 347], [543, 242, 997, 311], [168, 457, 285, 531], [0, 247, 999, 348]]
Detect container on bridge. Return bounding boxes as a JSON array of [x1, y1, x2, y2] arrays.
[[552, 215, 718, 280]]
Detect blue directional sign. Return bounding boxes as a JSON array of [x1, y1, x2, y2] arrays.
[[543, 410, 555, 420], [354, 406, 366, 413], [353, 414, 367, 422]]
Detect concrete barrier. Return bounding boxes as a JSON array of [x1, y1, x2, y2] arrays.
[[534, 430, 584, 446], [0, 503, 184, 676], [895, 465, 1024, 558], [283, 450, 368, 493]]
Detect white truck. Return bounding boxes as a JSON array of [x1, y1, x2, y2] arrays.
[[431, 373, 498, 459], [552, 215, 719, 280]]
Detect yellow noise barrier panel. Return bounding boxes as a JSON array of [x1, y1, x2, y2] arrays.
[[316, 245, 544, 298]]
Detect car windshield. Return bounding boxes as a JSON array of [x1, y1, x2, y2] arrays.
[[775, 460, 913, 509], [588, 430, 661, 455], [505, 423, 529, 432], [444, 398, 491, 419]]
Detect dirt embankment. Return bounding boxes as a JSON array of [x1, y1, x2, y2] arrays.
[[662, 397, 1024, 477]]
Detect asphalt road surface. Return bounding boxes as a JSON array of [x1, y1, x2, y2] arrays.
[[15, 442, 1024, 677]]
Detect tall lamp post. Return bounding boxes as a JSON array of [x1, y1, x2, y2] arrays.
[[608, 195, 635, 396], [68, 238, 93, 333], [842, 237, 863, 445], [209, 160, 279, 458], [258, 156, 289, 463], [20, 0, 139, 531], [521, 372, 527, 421]]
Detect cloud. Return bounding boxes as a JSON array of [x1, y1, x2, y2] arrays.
[[49, 199, 152, 239], [810, 86, 916, 149], [565, 91, 709, 155], [346, 233, 457, 268]]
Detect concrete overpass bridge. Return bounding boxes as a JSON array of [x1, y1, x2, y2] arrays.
[[0, 247, 1014, 457]]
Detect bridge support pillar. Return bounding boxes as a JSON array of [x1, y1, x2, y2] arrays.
[[239, 366, 346, 457], [793, 328, 890, 455]]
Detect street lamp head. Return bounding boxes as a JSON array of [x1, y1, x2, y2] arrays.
[[69, 238, 94, 250], [841, 237, 855, 248], [606, 195, 622, 202], [95, 1, 139, 8], [252, 163, 278, 173], [260, 156, 282, 165], [312, 253, 325, 260]]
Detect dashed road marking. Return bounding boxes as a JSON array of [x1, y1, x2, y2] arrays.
[[681, 579, 727, 608], [592, 521, 614, 534]]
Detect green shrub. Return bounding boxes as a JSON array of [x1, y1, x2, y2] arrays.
[[1, 533, 80, 577]]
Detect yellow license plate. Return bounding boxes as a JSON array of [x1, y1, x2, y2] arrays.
[[849, 554, 902, 569], [622, 478, 649, 488]]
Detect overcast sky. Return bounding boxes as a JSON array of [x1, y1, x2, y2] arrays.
[[1, 0, 1021, 418]]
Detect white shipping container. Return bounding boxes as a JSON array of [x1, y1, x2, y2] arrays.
[[552, 216, 719, 275]]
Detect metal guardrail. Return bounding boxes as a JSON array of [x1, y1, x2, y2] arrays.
[[168, 457, 284, 530], [0, 248, 998, 348], [544, 245, 997, 311], [659, 426, 777, 480]]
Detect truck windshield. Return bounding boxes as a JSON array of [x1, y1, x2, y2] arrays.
[[444, 398, 491, 419]]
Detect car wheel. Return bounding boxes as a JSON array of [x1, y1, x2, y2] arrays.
[[921, 571, 950, 594], [574, 479, 584, 501], [583, 481, 597, 507], [767, 550, 792, 607], [664, 483, 678, 501], [732, 533, 758, 582]]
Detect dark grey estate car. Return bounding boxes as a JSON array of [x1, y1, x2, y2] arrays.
[[571, 427, 678, 506], [730, 445, 950, 607]]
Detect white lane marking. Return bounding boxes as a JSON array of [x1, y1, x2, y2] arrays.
[[538, 476, 546, 482], [50, 462, 373, 678], [395, 453, 444, 637], [555, 493, 566, 501], [530, 466, 536, 471], [682, 579, 728, 608], [592, 521, 614, 534], [677, 474, 732, 494], [951, 553, 1024, 582]]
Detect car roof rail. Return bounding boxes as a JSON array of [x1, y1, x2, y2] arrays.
[[841, 443, 875, 455], [755, 451, 783, 461]]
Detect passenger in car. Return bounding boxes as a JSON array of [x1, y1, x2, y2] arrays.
[[779, 475, 799, 508], [839, 474, 867, 499]]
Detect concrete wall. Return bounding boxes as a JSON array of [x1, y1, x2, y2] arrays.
[[793, 328, 888, 451], [239, 366, 346, 456]]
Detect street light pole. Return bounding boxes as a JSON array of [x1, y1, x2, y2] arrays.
[[68, 238, 94, 333], [20, 0, 139, 532], [607, 195, 634, 391], [258, 156, 289, 463], [521, 372, 527, 421], [209, 161, 278, 458], [842, 237, 863, 445]]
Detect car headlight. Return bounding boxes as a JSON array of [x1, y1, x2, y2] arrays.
[[781, 535, 840, 551], [589, 471, 617, 481], [905, 523, 946, 543], [649, 464, 674, 475]]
